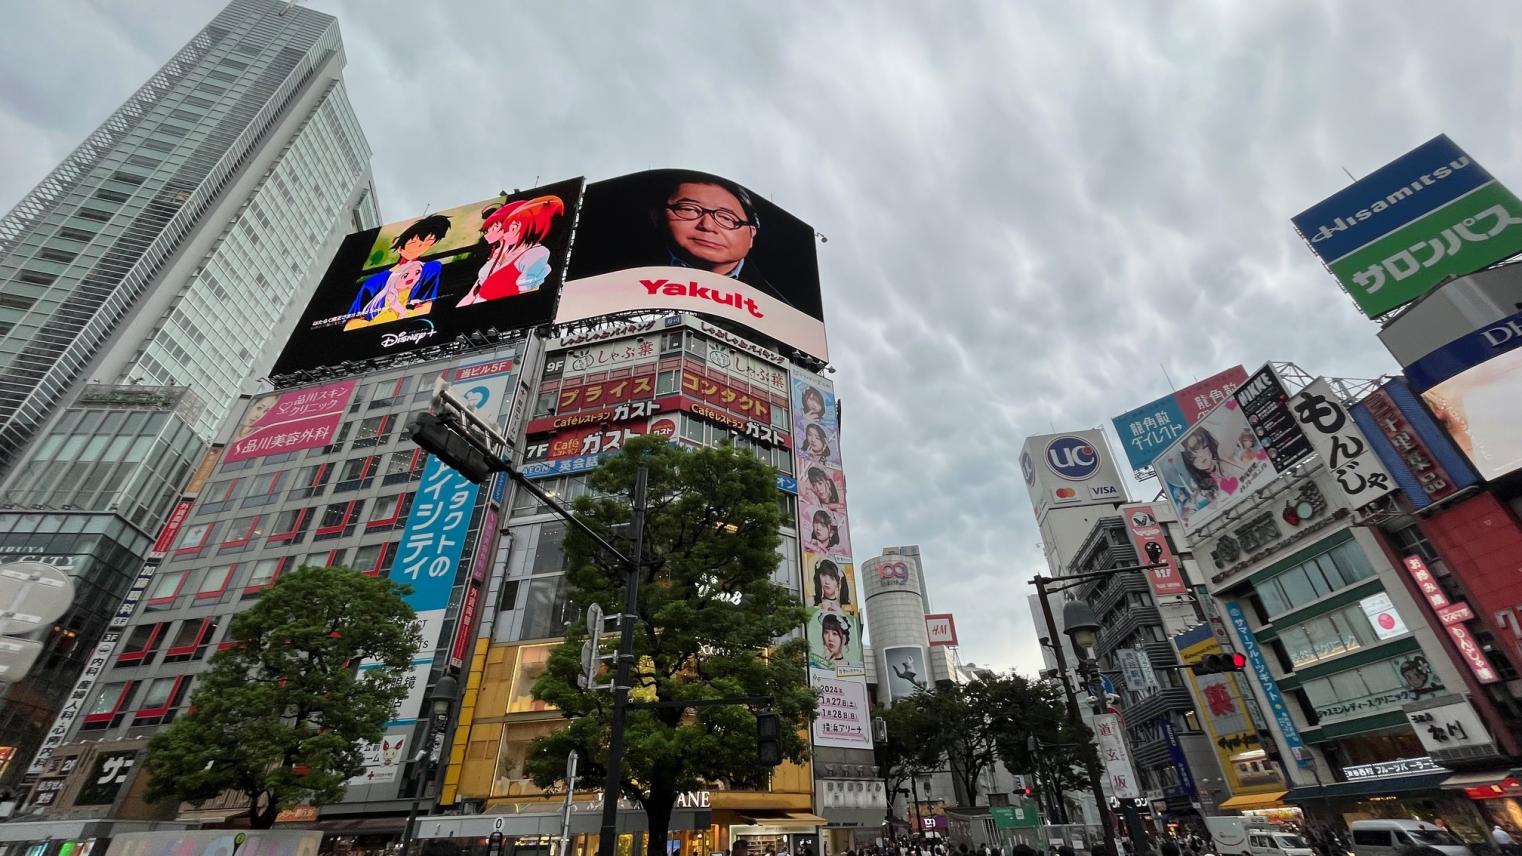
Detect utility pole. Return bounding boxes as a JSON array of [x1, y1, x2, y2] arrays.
[[597, 466, 647, 856], [1031, 580, 1115, 849]]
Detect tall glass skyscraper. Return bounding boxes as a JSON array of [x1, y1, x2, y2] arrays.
[[0, 0, 378, 788]]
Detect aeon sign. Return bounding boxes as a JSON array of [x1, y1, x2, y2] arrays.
[[1046, 436, 1100, 481]]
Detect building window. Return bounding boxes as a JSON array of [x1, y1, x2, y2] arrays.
[[289, 463, 333, 499], [173, 522, 215, 557], [199, 477, 244, 513], [656, 369, 681, 396], [116, 623, 166, 666], [507, 645, 559, 713], [351, 542, 392, 576], [219, 516, 261, 552], [531, 524, 568, 575], [519, 576, 572, 641], [353, 415, 393, 449], [245, 557, 284, 592], [135, 675, 190, 723], [163, 618, 217, 662], [241, 471, 283, 508], [383, 449, 425, 485], [147, 570, 190, 606], [498, 579, 521, 612], [1299, 654, 1443, 726], [1255, 539, 1377, 619], [267, 507, 312, 545], [84, 682, 134, 727], [197, 564, 237, 600], [335, 455, 379, 493], [369, 377, 410, 409], [315, 501, 364, 540]]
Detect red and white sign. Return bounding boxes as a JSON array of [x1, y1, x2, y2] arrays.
[[149, 499, 193, 558], [925, 614, 958, 647], [1437, 602, 1476, 626], [225, 379, 356, 463], [1404, 556, 1496, 683], [1445, 621, 1500, 684], [1365, 389, 1460, 505], [681, 370, 773, 424], [1402, 555, 1452, 611], [556, 267, 829, 361], [453, 358, 514, 381], [1120, 503, 1188, 597], [449, 583, 482, 669]]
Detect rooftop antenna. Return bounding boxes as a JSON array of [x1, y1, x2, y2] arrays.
[[1160, 362, 1177, 392], [1341, 166, 1358, 183]]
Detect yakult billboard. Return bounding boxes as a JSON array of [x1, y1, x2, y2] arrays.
[[558, 170, 829, 361]]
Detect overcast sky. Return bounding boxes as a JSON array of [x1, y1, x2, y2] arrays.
[[7, 1, 1522, 676]]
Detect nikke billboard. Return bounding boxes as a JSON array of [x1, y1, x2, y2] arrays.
[[1291, 135, 1522, 318], [1111, 366, 1249, 472], [273, 179, 583, 376], [558, 170, 829, 361]]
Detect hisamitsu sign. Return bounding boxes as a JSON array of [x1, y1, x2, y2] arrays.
[[1292, 135, 1522, 318]]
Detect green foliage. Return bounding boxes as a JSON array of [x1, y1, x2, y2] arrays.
[[892, 679, 1002, 807], [144, 565, 421, 828], [982, 673, 1089, 814], [525, 436, 813, 856], [877, 700, 940, 814]]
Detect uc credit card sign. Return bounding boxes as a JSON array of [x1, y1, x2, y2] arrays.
[[1292, 135, 1522, 318]]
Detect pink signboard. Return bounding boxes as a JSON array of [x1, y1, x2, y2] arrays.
[[1121, 503, 1189, 597], [224, 380, 356, 463]]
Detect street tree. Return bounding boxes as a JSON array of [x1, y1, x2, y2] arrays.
[[983, 672, 1089, 820], [893, 679, 1003, 807], [144, 565, 420, 828], [876, 700, 941, 822], [526, 436, 814, 856]]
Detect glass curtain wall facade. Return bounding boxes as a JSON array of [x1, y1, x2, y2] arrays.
[[0, 0, 376, 791]]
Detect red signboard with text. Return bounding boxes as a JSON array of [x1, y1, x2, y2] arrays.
[[1121, 503, 1188, 597]]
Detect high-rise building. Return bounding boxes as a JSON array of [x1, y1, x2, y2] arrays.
[[0, 0, 377, 790], [14, 168, 887, 856]]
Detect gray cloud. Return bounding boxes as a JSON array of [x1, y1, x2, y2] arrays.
[[8, 0, 1522, 675]]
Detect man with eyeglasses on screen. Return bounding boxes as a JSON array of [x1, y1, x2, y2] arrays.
[[653, 173, 793, 308]]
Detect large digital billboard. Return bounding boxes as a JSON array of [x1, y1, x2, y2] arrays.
[[1291, 135, 1522, 318], [273, 179, 583, 376], [557, 170, 829, 361], [1422, 347, 1522, 480]]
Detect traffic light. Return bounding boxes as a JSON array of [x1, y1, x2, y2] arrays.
[[756, 711, 783, 767], [406, 411, 497, 483], [1191, 652, 1248, 675]]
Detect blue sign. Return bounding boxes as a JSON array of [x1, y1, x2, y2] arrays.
[[1403, 307, 1522, 391], [1045, 435, 1100, 480], [390, 455, 480, 613], [521, 454, 603, 479], [1158, 716, 1197, 797], [1112, 395, 1189, 472], [777, 473, 798, 495], [1224, 600, 1310, 768], [1292, 135, 1491, 264]]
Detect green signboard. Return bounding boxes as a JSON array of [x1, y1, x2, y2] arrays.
[[991, 805, 1040, 829]]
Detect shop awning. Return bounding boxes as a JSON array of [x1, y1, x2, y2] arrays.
[[1217, 792, 1288, 811], [1441, 770, 1511, 789]]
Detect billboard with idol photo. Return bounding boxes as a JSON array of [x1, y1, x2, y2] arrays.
[[273, 179, 583, 376], [557, 169, 829, 361]]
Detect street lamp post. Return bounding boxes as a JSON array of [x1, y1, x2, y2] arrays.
[[1062, 601, 1147, 856], [400, 673, 460, 856], [1031, 579, 1116, 850]]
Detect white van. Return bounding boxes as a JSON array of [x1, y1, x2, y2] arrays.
[[1349, 819, 1473, 856], [1247, 829, 1316, 856]]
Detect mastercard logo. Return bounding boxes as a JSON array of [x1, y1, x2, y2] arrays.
[[1055, 487, 1077, 499]]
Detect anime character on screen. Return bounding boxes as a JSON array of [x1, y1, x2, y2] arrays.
[[456, 195, 566, 306], [1180, 427, 1253, 502], [812, 558, 850, 613], [344, 214, 450, 330]]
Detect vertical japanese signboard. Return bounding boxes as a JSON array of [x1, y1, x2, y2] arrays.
[[1224, 601, 1311, 767], [1091, 713, 1140, 799], [373, 454, 481, 727], [793, 367, 871, 750], [1289, 378, 1396, 509], [27, 561, 159, 776], [1352, 380, 1473, 511], [1401, 556, 1498, 684]]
